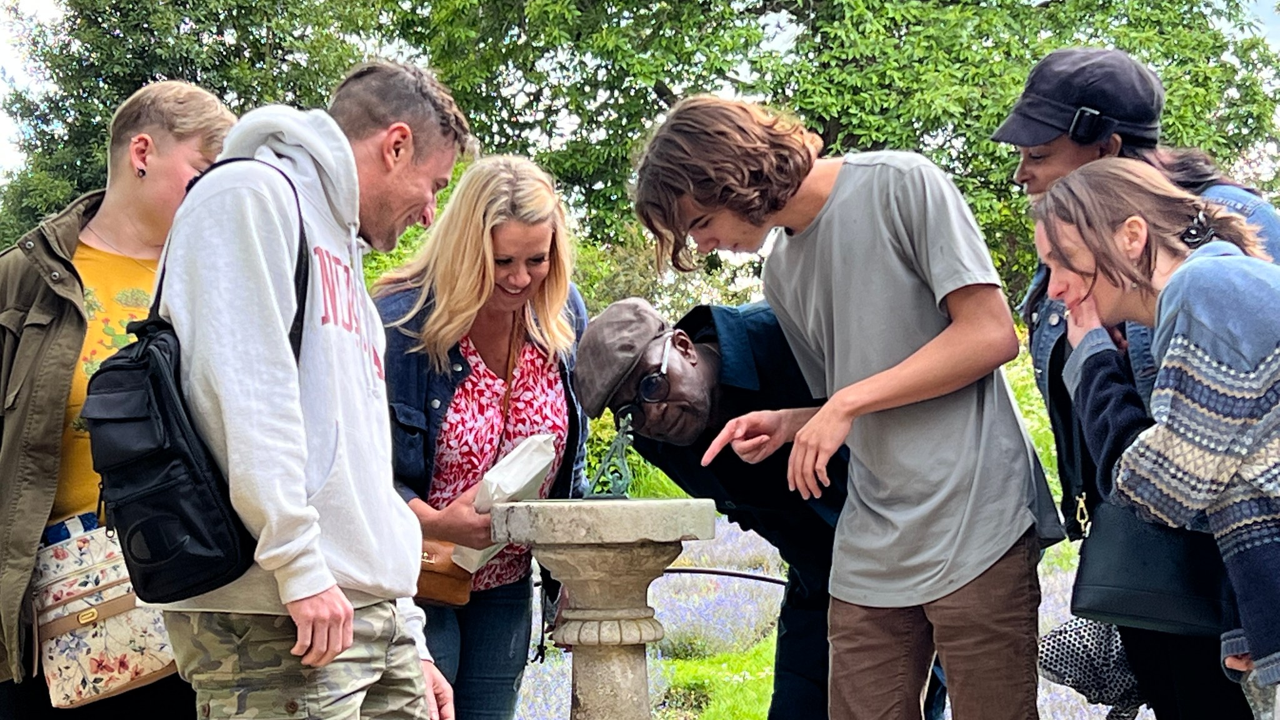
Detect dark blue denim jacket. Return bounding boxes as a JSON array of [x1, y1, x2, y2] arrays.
[[375, 285, 589, 507]]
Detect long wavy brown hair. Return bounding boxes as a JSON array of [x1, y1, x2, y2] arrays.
[[632, 96, 824, 272], [1034, 158, 1268, 295]]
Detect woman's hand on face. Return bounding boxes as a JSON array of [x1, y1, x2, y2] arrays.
[[429, 484, 493, 550], [1065, 295, 1105, 349]]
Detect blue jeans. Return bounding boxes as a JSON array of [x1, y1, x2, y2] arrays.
[[423, 574, 533, 720]]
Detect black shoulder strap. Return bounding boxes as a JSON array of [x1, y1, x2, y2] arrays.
[[150, 158, 310, 363]]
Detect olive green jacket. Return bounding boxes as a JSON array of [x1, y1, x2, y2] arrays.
[[0, 191, 103, 683]]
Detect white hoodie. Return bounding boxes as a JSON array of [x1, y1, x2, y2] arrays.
[[156, 106, 427, 650]]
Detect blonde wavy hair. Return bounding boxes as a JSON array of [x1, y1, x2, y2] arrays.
[[375, 155, 575, 371]]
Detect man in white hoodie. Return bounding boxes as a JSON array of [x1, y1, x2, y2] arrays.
[[156, 61, 474, 719]]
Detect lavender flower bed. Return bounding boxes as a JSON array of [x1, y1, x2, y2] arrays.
[[649, 571, 784, 660], [652, 517, 786, 659]]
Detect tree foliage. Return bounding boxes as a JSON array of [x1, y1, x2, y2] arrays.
[[0, 0, 375, 244], [392, 0, 1280, 303], [3, 0, 1277, 308]]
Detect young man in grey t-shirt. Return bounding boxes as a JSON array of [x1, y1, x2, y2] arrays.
[[633, 96, 1063, 720]]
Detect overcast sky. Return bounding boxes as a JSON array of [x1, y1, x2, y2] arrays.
[[1, 1, 1279, 174]]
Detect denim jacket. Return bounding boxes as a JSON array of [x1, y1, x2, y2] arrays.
[[1024, 183, 1280, 536], [374, 285, 589, 509]]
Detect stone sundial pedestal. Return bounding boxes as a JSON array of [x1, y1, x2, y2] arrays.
[[490, 498, 717, 720]]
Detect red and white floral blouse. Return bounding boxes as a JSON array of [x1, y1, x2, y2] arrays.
[[427, 335, 568, 591]]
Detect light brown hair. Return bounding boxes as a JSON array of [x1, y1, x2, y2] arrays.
[[329, 61, 477, 162], [107, 81, 236, 179], [632, 96, 823, 271], [1034, 157, 1268, 294]]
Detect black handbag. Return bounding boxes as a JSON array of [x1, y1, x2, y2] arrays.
[[1071, 500, 1236, 637], [81, 159, 308, 603]]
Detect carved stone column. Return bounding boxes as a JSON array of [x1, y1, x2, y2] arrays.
[[491, 499, 716, 720]]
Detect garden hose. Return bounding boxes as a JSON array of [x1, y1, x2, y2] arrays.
[[662, 567, 787, 586]]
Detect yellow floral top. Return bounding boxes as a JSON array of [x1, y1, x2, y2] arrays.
[[51, 244, 157, 525]]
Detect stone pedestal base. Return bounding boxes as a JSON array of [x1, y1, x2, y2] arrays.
[[491, 499, 716, 720], [571, 645, 649, 720]]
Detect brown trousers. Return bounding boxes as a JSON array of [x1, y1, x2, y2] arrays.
[[829, 529, 1041, 720]]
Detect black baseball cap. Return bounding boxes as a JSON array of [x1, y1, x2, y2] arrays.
[[993, 47, 1164, 149]]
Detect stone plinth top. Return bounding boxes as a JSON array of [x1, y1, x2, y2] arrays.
[[490, 498, 716, 545]]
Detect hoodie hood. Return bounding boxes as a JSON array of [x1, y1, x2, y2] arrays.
[[220, 105, 381, 396], [220, 106, 362, 244]]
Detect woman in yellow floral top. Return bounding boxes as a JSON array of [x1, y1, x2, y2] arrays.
[[0, 81, 234, 719]]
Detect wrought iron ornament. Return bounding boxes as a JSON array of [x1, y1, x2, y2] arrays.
[[587, 414, 635, 498]]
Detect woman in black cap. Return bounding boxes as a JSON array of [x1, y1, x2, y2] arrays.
[[994, 46, 1280, 720]]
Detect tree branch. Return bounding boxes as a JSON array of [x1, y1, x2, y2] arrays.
[[653, 79, 678, 109]]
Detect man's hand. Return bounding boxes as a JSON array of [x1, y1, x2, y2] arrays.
[[285, 585, 354, 667], [788, 395, 854, 500], [426, 484, 493, 550], [701, 408, 815, 466], [421, 660, 455, 720]]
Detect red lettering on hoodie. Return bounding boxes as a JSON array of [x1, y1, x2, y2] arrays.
[[314, 247, 335, 325], [338, 261, 354, 332], [310, 246, 383, 379]]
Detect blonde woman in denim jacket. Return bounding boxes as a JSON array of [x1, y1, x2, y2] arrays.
[[373, 156, 587, 720]]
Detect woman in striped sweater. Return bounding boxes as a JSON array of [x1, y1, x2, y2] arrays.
[[1033, 156, 1280, 712]]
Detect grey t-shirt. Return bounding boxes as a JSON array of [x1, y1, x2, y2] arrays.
[[764, 151, 1058, 607]]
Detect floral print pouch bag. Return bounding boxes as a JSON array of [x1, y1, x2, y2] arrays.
[[31, 527, 176, 707]]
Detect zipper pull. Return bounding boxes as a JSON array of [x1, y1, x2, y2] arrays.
[[1076, 492, 1091, 538], [98, 481, 112, 538]]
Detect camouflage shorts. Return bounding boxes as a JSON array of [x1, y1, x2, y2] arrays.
[[164, 601, 428, 719]]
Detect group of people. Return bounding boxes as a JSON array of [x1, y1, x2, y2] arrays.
[[0, 43, 1278, 720]]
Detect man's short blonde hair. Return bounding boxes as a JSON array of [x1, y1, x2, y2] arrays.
[[107, 81, 236, 178], [329, 61, 476, 162]]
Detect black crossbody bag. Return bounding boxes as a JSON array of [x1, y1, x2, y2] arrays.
[[1071, 500, 1237, 637], [81, 159, 308, 603]]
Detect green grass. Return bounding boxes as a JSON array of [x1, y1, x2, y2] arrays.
[[657, 631, 778, 720], [1005, 343, 1081, 573], [1005, 342, 1059, 496]]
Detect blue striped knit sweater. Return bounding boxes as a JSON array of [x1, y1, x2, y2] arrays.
[[1086, 241, 1280, 686]]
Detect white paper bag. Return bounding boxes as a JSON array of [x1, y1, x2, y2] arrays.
[[452, 434, 557, 572]]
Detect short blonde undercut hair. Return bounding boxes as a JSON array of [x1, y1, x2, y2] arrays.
[[107, 81, 236, 180]]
